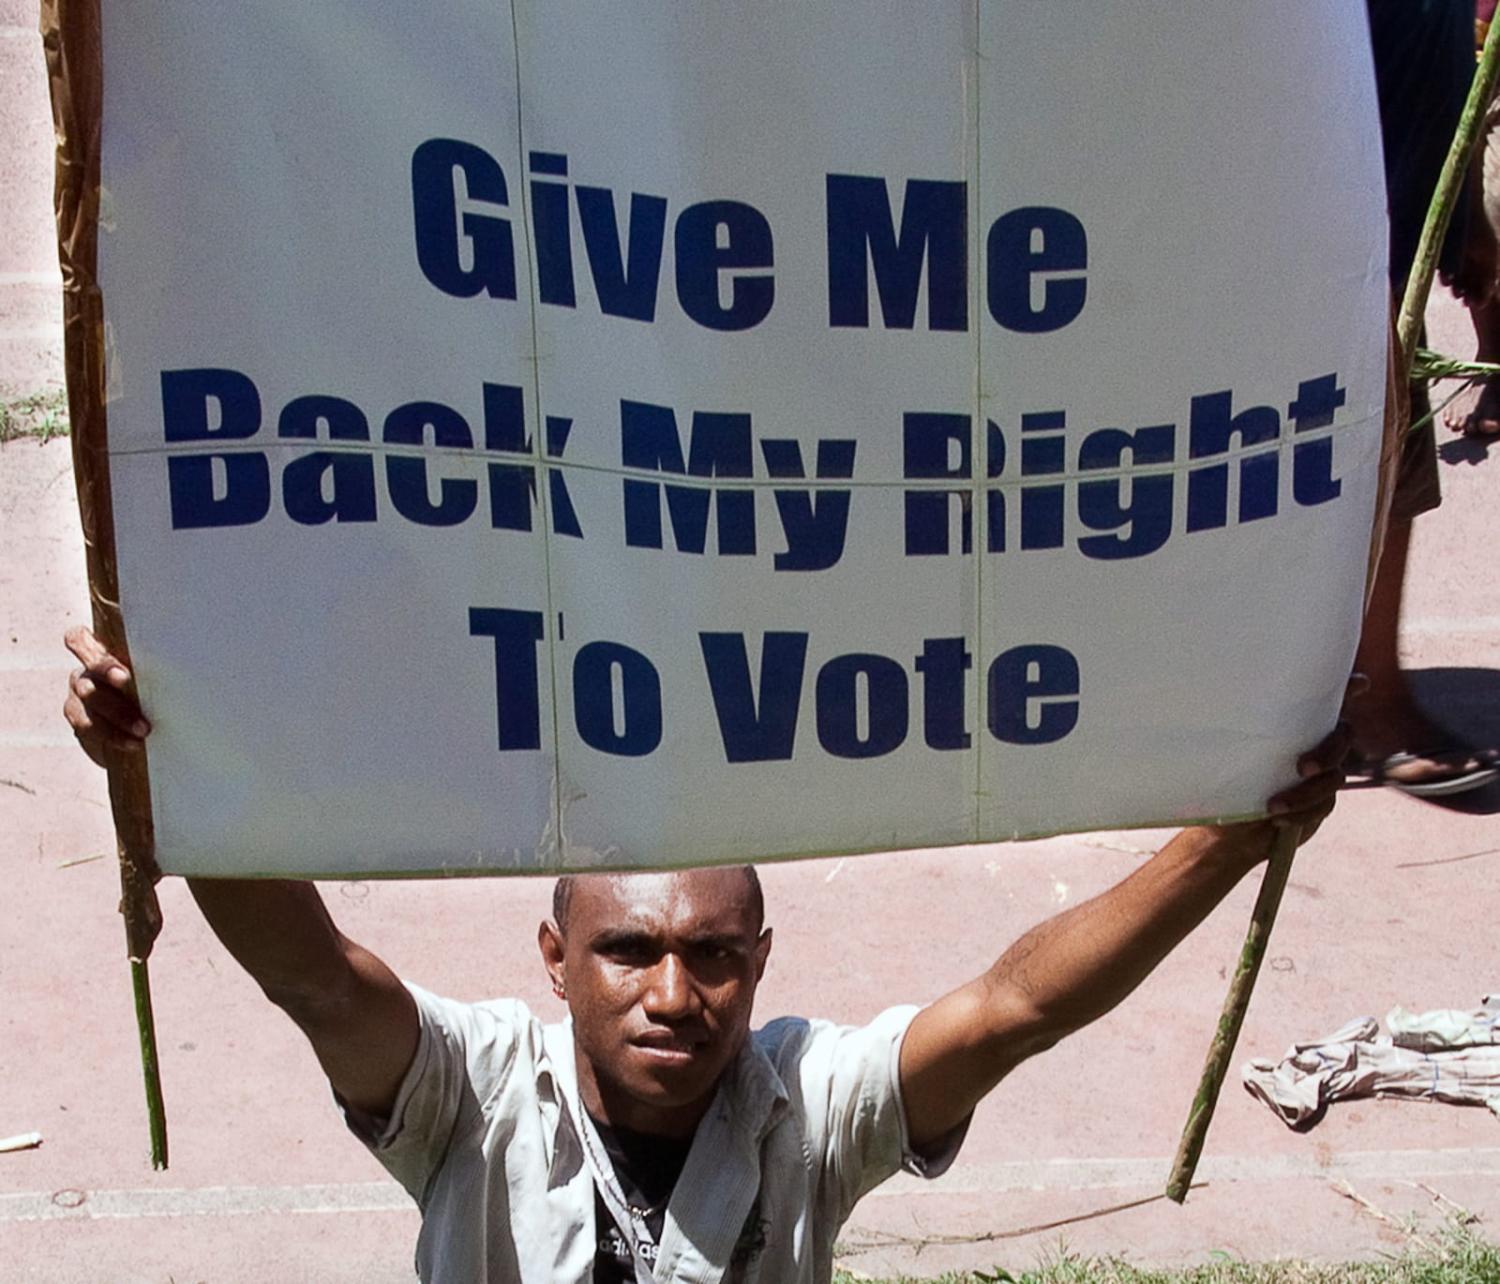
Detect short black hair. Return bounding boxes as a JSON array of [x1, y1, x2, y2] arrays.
[[551, 865, 763, 935]]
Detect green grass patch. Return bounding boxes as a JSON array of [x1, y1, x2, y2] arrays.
[[833, 1215, 1500, 1283], [0, 386, 70, 443]]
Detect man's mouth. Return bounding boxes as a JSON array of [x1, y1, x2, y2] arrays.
[[631, 1032, 709, 1064]]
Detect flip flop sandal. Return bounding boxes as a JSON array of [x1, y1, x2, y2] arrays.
[[1353, 750, 1500, 798]]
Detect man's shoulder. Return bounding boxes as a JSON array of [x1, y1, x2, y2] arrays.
[[751, 1013, 814, 1054], [404, 986, 563, 1075], [408, 985, 544, 1030], [393, 987, 571, 1128], [750, 1006, 921, 1077]]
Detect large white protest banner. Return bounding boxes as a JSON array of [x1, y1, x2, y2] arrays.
[[85, 2, 1389, 876]]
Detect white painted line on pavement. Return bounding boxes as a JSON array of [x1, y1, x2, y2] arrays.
[[6, 1148, 1500, 1224], [0, 1181, 412, 1223], [872, 1146, 1500, 1198], [1403, 615, 1500, 637], [0, 736, 89, 749]]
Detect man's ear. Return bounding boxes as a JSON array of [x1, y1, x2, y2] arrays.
[[754, 927, 773, 981], [538, 919, 566, 994]]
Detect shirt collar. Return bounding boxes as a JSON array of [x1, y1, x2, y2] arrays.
[[540, 1016, 790, 1147], [541, 1017, 792, 1281]]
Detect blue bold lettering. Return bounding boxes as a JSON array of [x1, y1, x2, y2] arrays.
[[1019, 412, 1066, 550], [161, 367, 261, 442], [411, 139, 516, 300], [815, 654, 909, 759], [278, 395, 368, 443], [985, 419, 1007, 552], [699, 632, 808, 762], [482, 382, 535, 532], [826, 175, 967, 330], [903, 412, 972, 556], [573, 641, 662, 757], [167, 455, 270, 529], [760, 438, 856, 571], [282, 454, 376, 525], [675, 200, 775, 331], [1288, 373, 1346, 507], [162, 368, 268, 528], [1076, 424, 1175, 560], [986, 207, 1087, 334], [987, 645, 1080, 745], [529, 151, 576, 307], [621, 401, 754, 555], [576, 188, 667, 322], [915, 637, 971, 751], [277, 395, 377, 525], [384, 401, 477, 527], [1186, 391, 1279, 530], [469, 607, 544, 750]]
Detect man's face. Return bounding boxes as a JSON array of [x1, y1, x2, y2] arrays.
[[539, 868, 771, 1137]]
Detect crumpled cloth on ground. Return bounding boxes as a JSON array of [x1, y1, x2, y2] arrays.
[[1386, 994, 1500, 1052], [1242, 996, 1500, 1129]]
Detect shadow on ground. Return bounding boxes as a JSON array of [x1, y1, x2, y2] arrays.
[[1404, 666, 1500, 816], [1438, 433, 1497, 466]]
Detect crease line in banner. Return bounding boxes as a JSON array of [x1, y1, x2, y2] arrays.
[[968, 0, 986, 845], [505, 0, 565, 868]]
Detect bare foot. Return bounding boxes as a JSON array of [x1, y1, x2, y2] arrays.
[[1352, 748, 1500, 795], [1347, 707, 1500, 795], [1442, 378, 1500, 437]]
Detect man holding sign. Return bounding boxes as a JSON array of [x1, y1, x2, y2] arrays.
[[64, 627, 1345, 1283]]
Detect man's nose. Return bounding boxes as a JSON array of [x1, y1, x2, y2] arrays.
[[642, 953, 698, 1020]]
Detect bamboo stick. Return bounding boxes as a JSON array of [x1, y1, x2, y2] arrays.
[[1165, 827, 1297, 1203], [1396, 17, 1500, 365], [131, 959, 168, 1168], [1169, 17, 1500, 1206], [43, 0, 169, 1170]]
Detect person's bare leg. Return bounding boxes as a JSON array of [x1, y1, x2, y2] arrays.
[[1444, 109, 1500, 437], [1352, 517, 1421, 745], [1452, 294, 1500, 436], [1349, 516, 1499, 787]]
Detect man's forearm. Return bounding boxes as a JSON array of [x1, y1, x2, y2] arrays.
[[901, 734, 1342, 1150], [185, 876, 420, 1115], [899, 823, 1274, 1150], [983, 824, 1266, 1049], [62, 627, 420, 1114], [186, 877, 354, 1007]]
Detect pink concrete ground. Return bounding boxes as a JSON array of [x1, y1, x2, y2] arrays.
[[0, 1, 65, 396], [5, 18, 1500, 1284]]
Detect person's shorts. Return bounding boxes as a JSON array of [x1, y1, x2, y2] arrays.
[[1390, 381, 1442, 523], [1368, 0, 1474, 288]]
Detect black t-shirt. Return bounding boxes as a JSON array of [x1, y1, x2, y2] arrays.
[[590, 1117, 693, 1283]]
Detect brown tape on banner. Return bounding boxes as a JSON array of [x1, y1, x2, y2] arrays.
[[1362, 311, 1408, 618], [42, 0, 162, 959]]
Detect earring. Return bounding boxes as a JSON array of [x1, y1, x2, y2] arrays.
[[552, 980, 566, 1000]]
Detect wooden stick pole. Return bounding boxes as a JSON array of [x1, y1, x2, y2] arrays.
[[43, 0, 169, 1169], [1169, 17, 1500, 1206], [1396, 16, 1500, 365], [131, 959, 169, 1168], [1165, 827, 1298, 1202]]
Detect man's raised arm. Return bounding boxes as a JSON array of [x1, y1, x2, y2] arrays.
[[897, 729, 1347, 1152], [63, 628, 418, 1117]]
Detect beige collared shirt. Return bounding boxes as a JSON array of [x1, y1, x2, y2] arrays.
[[345, 984, 965, 1283]]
